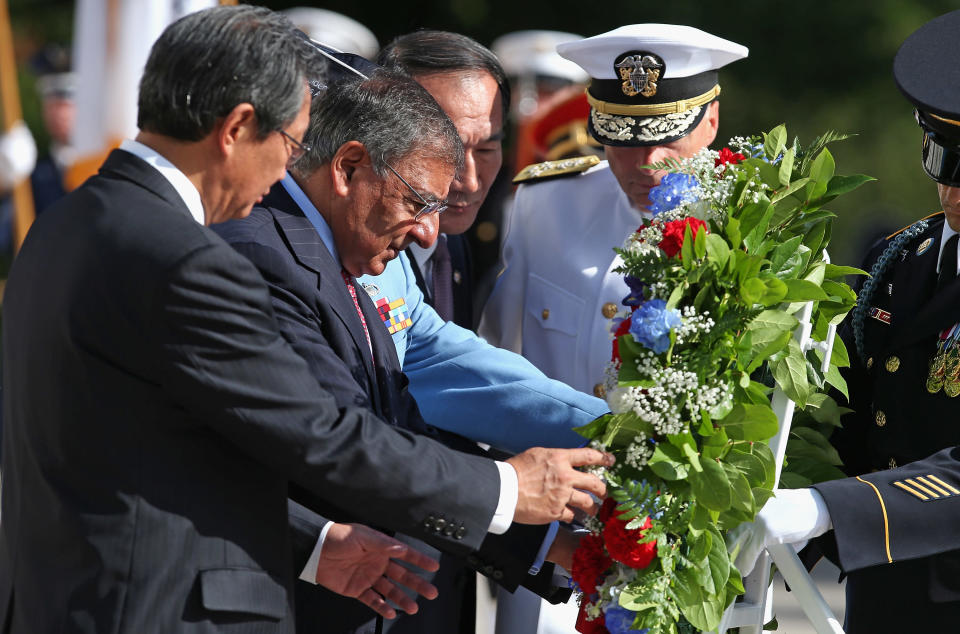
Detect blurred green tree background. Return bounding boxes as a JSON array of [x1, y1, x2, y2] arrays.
[[8, 0, 958, 265]]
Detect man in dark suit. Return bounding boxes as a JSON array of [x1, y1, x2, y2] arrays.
[[731, 10, 960, 632], [0, 8, 611, 633], [377, 31, 508, 329], [215, 67, 590, 634]]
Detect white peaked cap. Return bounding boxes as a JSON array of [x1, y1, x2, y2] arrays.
[[557, 24, 748, 80], [282, 7, 379, 59], [492, 30, 588, 82]]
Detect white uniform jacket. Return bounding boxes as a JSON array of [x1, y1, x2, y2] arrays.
[[480, 161, 649, 396]]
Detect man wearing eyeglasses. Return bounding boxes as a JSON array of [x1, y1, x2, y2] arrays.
[[214, 67, 610, 634]]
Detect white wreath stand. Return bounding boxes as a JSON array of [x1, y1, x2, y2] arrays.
[[713, 299, 844, 634]]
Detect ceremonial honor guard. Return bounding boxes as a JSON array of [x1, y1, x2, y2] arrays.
[[480, 24, 747, 398], [731, 10, 960, 632]]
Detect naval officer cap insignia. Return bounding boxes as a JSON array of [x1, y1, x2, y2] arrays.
[[894, 10, 960, 187], [557, 24, 748, 147]]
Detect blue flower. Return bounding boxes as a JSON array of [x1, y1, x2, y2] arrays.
[[604, 605, 647, 634], [647, 173, 699, 216], [629, 299, 682, 353], [621, 275, 646, 307]]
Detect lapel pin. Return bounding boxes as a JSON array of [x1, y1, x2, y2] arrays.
[[917, 238, 933, 255]]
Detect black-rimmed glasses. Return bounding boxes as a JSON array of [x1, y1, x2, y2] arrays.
[[384, 163, 448, 221], [278, 130, 312, 165]]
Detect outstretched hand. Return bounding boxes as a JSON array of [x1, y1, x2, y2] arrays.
[[315, 523, 440, 619], [726, 488, 833, 577], [507, 446, 614, 524]]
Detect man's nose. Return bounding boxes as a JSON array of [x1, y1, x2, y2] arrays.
[[453, 151, 480, 194], [634, 147, 664, 171], [411, 211, 440, 248]]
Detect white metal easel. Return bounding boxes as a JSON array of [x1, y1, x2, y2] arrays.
[[714, 298, 845, 634]]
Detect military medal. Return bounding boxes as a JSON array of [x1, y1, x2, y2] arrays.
[[928, 324, 960, 394]]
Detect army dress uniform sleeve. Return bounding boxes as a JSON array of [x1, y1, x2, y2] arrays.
[[813, 446, 960, 573]]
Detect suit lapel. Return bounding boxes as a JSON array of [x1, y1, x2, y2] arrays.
[[264, 187, 381, 408], [98, 149, 195, 223], [406, 248, 430, 300], [446, 234, 474, 329]]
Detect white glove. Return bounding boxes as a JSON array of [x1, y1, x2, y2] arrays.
[[726, 488, 832, 577], [0, 121, 38, 191]]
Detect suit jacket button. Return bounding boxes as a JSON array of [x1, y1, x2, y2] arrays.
[[455, 526, 467, 540], [466, 554, 480, 566], [483, 565, 495, 575], [601, 302, 618, 319], [875, 410, 886, 427], [593, 383, 606, 399], [866, 357, 874, 370], [889, 457, 898, 468], [493, 569, 504, 580], [885, 356, 900, 373], [434, 518, 447, 532], [542, 308, 550, 320]]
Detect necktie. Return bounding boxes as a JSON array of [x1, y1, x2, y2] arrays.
[[431, 235, 454, 322], [938, 233, 959, 293], [341, 269, 374, 362]]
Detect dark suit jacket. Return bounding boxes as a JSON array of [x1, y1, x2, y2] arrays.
[[812, 214, 960, 632], [0, 149, 507, 634], [407, 233, 475, 330], [214, 185, 565, 633]]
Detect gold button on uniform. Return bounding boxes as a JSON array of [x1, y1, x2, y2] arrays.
[[866, 357, 874, 370], [593, 383, 606, 398], [601, 302, 618, 319], [541, 309, 550, 320], [885, 356, 901, 373], [889, 457, 898, 469], [875, 410, 887, 427]]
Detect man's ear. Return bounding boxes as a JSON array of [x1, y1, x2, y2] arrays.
[[216, 102, 258, 157], [330, 141, 370, 197], [703, 100, 720, 147]]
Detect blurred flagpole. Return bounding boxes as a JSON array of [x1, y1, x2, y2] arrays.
[[0, 0, 36, 253], [65, 0, 217, 191]]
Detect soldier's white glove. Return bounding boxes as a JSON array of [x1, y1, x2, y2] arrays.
[[0, 121, 37, 191], [726, 488, 833, 577]]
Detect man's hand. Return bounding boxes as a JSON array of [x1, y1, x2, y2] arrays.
[[315, 523, 440, 619], [545, 526, 581, 572], [507, 447, 614, 524], [726, 488, 833, 577]]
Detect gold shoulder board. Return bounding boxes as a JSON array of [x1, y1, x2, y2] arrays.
[[885, 211, 944, 241], [512, 155, 601, 185]]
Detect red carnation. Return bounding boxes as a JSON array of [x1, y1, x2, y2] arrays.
[[576, 602, 610, 634], [603, 511, 656, 569], [657, 217, 707, 258], [571, 533, 612, 596], [611, 318, 632, 363], [715, 147, 745, 167]]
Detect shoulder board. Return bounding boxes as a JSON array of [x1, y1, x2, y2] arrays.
[[885, 211, 944, 241], [512, 155, 601, 185]]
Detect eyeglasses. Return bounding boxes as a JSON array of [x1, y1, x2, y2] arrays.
[[384, 163, 448, 221], [278, 129, 312, 165]]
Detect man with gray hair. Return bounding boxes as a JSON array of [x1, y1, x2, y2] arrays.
[[0, 7, 611, 633], [215, 64, 610, 633]]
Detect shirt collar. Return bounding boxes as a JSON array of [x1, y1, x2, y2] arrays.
[[119, 139, 205, 225], [408, 238, 439, 272], [938, 221, 959, 275], [280, 172, 340, 264]]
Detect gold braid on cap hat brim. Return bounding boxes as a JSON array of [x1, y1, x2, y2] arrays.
[[929, 112, 960, 128], [586, 85, 721, 116]]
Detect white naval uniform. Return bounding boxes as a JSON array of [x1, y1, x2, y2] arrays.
[[480, 161, 648, 634], [480, 160, 649, 398]]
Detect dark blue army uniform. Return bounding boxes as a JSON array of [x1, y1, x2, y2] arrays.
[[811, 212, 960, 631]]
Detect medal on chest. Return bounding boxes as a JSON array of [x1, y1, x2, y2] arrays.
[[927, 323, 960, 396]]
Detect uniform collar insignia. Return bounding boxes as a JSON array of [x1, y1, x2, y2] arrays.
[[362, 282, 380, 297], [917, 237, 933, 255]]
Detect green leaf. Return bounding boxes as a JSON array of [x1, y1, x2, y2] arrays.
[[573, 413, 611, 441], [681, 224, 695, 267], [821, 173, 875, 200], [824, 362, 849, 399], [675, 569, 726, 632], [830, 335, 851, 368], [764, 124, 787, 160], [825, 263, 868, 279], [726, 448, 771, 489], [726, 216, 741, 248], [770, 338, 812, 406], [723, 463, 756, 512], [771, 177, 810, 204], [778, 147, 795, 186], [705, 233, 731, 270], [809, 147, 836, 185], [768, 235, 804, 276], [788, 427, 843, 465], [739, 277, 766, 305], [691, 457, 732, 511], [784, 456, 846, 484], [779, 471, 813, 489], [694, 223, 707, 259], [750, 309, 800, 332], [781, 278, 830, 301], [719, 404, 780, 440], [804, 394, 853, 427], [648, 443, 690, 480]]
